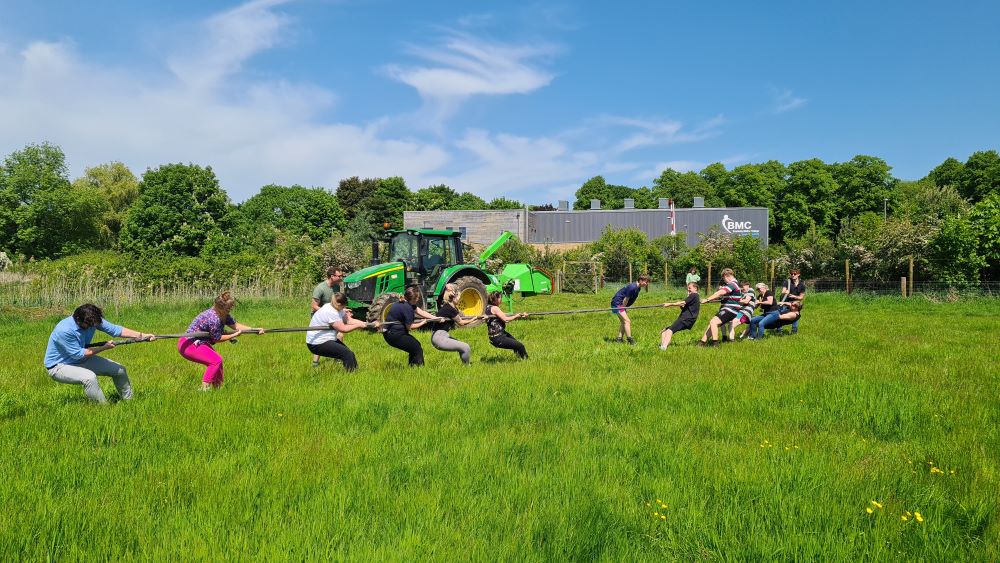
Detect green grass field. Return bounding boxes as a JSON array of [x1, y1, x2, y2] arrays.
[[1, 290, 998, 560]]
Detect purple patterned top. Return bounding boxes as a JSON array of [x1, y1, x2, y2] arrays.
[[186, 308, 236, 344]]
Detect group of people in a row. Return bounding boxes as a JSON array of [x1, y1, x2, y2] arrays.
[[42, 265, 806, 403], [610, 268, 806, 349]]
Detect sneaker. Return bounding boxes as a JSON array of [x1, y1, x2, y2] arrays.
[[312, 360, 320, 368], [709, 340, 720, 347], [659, 345, 668, 351], [697, 341, 707, 347], [615, 337, 624, 344], [626, 337, 636, 346]]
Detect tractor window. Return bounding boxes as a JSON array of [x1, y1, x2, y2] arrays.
[[425, 237, 456, 269], [388, 233, 419, 264]]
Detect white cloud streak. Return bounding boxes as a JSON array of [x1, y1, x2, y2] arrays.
[[773, 88, 807, 113]]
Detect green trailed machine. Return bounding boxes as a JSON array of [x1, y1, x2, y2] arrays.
[[343, 229, 553, 323]]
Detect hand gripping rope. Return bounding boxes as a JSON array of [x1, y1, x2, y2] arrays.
[[87, 303, 672, 347]]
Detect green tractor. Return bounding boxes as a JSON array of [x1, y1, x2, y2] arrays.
[[343, 229, 553, 324]]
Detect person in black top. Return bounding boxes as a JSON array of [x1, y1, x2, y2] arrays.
[[744, 282, 777, 340], [486, 291, 529, 359], [430, 284, 479, 364], [382, 287, 430, 366], [777, 269, 806, 334], [659, 282, 700, 349]]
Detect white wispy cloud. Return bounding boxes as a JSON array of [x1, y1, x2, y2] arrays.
[[773, 88, 807, 113], [384, 32, 560, 125]]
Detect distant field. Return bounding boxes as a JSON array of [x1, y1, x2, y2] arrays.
[[1, 290, 998, 560]]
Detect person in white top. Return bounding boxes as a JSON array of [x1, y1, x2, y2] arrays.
[[306, 293, 372, 371]]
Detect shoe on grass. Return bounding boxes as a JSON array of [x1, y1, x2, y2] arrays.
[[627, 337, 636, 346], [312, 360, 320, 368]]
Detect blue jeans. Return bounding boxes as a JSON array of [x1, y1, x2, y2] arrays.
[[751, 311, 782, 339]]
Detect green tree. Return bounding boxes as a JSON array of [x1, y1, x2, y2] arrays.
[[120, 163, 232, 256], [574, 176, 610, 209], [718, 161, 785, 213], [927, 157, 964, 189], [336, 176, 380, 221], [830, 155, 897, 220], [894, 180, 968, 225], [240, 184, 346, 241], [928, 216, 985, 287], [652, 169, 719, 208], [71, 162, 140, 248], [487, 197, 524, 210], [450, 192, 488, 210], [365, 176, 410, 232], [968, 193, 1000, 279], [700, 163, 731, 195], [958, 150, 1000, 202], [780, 159, 840, 238], [0, 142, 110, 258], [411, 185, 459, 210]]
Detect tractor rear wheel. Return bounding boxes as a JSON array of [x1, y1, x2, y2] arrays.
[[368, 292, 402, 324], [452, 276, 488, 327]]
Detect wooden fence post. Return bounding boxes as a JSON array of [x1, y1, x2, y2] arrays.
[[845, 259, 850, 293], [706, 262, 712, 295], [628, 262, 633, 284], [909, 256, 914, 297], [598, 263, 604, 289], [901, 277, 906, 298]]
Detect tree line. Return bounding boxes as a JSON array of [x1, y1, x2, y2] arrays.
[[1, 142, 998, 286]]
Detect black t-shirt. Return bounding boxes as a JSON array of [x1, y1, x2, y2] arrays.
[[761, 290, 780, 313], [676, 293, 700, 324], [434, 304, 459, 332], [785, 279, 806, 298], [385, 301, 415, 335]]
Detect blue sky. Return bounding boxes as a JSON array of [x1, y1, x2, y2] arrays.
[[1, 0, 998, 203]]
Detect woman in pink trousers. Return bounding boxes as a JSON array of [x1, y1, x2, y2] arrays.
[[178, 291, 263, 390]]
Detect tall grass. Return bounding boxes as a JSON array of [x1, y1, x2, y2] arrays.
[[1, 291, 997, 560]]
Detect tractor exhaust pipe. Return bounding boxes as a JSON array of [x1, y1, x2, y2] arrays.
[[369, 235, 381, 266]]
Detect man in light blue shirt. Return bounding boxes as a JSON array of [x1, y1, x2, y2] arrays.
[[44, 304, 154, 403]]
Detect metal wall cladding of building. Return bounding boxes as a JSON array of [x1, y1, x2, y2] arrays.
[[528, 207, 769, 247], [404, 210, 525, 245]]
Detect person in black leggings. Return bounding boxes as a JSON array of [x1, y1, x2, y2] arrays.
[[485, 291, 529, 359], [382, 287, 430, 366]]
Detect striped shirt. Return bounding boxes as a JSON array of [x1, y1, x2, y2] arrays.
[[719, 280, 743, 313], [740, 289, 757, 317]]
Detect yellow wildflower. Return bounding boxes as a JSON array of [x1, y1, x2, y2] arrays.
[[870, 500, 883, 509], [915, 512, 924, 523], [660, 515, 666, 520], [930, 467, 944, 475], [901, 515, 908, 522], [866, 507, 873, 514]]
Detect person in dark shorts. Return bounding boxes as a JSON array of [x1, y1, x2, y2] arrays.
[[699, 268, 742, 347], [486, 291, 529, 359], [382, 287, 430, 367], [610, 274, 650, 345], [660, 282, 700, 349]]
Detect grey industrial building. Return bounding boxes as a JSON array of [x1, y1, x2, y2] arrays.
[[404, 198, 769, 248]]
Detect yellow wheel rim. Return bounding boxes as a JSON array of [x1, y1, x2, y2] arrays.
[[380, 304, 393, 323], [457, 288, 484, 316]]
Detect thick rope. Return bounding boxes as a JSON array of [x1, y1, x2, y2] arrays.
[[88, 302, 674, 347]]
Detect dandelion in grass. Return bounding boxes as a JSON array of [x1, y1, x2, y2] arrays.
[[901, 514, 909, 522], [949, 469, 956, 475], [930, 467, 944, 475], [866, 507, 874, 514], [660, 515, 666, 520], [915, 512, 924, 523], [870, 500, 883, 509]]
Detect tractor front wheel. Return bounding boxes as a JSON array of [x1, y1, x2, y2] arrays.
[[453, 276, 488, 327], [368, 292, 402, 324]]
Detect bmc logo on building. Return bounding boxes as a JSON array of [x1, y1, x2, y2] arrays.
[[721, 214, 759, 237]]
